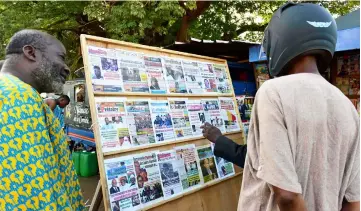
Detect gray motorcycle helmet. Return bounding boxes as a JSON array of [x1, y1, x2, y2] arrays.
[[261, 2, 337, 77]]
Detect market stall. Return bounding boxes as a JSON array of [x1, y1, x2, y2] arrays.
[[248, 10, 360, 112]]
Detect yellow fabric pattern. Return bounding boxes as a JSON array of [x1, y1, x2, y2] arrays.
[[0, 74, 84, 211]]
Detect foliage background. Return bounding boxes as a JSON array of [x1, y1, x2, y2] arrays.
[[0, 1, 358, 78]]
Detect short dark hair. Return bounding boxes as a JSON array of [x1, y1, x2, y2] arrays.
[[59, 94, 70, 103], [6, 29, 53, 55]]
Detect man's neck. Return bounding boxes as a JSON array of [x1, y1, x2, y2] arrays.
[[287, 56, 320, 75], [2, 63, 41, 92]]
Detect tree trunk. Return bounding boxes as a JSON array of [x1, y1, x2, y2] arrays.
[[176, 16, 190, 42], [176, 1, 211, 43]]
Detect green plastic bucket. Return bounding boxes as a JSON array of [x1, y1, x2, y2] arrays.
[[79, 151, 98, 177]]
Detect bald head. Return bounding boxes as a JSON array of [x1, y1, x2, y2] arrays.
[[3, 29, 70, 94], [6, 30, 55, 56]]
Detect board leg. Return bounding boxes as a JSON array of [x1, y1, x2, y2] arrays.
[[89, 180, 103, 211]]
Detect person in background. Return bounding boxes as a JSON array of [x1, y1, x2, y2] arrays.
[[45, 94, 70, 129], [203, 3, 359, 211], [0, 29, 84, 210]]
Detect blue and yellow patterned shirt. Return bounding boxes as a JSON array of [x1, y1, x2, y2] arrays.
[[53, 105, 65, 129], [0, 74, 84, 211]]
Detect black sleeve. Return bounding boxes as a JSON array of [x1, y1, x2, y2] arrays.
[[213, 135, 247, 168]]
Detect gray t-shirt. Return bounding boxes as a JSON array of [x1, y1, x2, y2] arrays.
[[238, 73, 360, 211]]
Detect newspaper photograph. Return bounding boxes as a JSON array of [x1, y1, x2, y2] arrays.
[[182, 60, 204, 94], [133, 152, 164, 205], [196, 145, 219, 183], [163, 58, 187, 93], [174, 144, 202, 190], [88, 46, 123, 92], [150, 100, 175, 142], [201, 99, 226, 133], [219, 97, 240, 132], [186, 100, 206, 137], [242, 122, 250, 143], [95, 97, 131, 153], [126, 100, 155, 146], [118, 50, 149, 93], [144, 56, 167, 94], [213, 64, 232, 94], [211, 143, 235, 179], [157, 150, 184, 198], [104, 156, 141, 211], [236, 95, 254, 122], [198, 62, 217, 93], [168, 98, 193, 140]]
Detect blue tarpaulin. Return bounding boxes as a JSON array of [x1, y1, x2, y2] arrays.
[[336, 27, 360, 52], [249, 27, 360, 62]]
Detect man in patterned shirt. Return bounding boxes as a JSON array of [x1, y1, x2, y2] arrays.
[[0, 29, 84, 210]]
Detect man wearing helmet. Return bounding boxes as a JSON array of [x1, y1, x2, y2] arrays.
[[202, 2, 359, 211]]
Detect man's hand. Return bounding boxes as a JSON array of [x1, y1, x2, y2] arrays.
[[201, 122, 222, 143]]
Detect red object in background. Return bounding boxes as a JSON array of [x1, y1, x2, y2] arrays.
[[238, 72, 247, 81]]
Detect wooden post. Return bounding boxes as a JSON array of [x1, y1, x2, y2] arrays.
[[89, 180, 103, 211]]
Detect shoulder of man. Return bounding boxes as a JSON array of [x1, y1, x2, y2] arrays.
[[255, 80, 280, 100], [0, 74, 43, 106]]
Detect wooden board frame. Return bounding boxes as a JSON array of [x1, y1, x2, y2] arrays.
[[80, 34, 245, 211]]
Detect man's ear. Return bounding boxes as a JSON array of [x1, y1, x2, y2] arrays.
[[22, 45, 37, 62]]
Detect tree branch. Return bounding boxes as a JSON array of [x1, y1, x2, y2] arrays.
[[178, 1, 188, 12], [187, 1, 211, 21], [236, 23, 267, 35], [45, 18, 71, 29]]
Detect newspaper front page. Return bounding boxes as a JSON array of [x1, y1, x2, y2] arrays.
[[174, 144, 202, 190], [145, 56, 167, 94], [163, 58, 187, 93], [201, 99, 226, 133], [168, 98, 193, 140], [104, 156, 141, 211], [186, 100, 206, 137], [211, 143, 235, 179], [126, 100, 155, 146], [157, 150, 184, 198], [213, 64, 232, 94], [133, 152, 164, 205], [150, 100, 175, 142], [219, 97, 240, 132], [118, 50, 149, 93], [182, 60, 204, 94], [95, 97, 130, 152], [196, 145, 219, 183], [198, 62, 217, 93], [88, 46, 123, 92]]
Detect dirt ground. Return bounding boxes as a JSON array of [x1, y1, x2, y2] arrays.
[[79, 175, 105, 211]]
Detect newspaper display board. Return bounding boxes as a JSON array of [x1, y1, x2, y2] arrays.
[[80, 34, 244, 211]]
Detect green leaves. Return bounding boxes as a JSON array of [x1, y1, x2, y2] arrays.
[[0, 0, 358, 78]]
